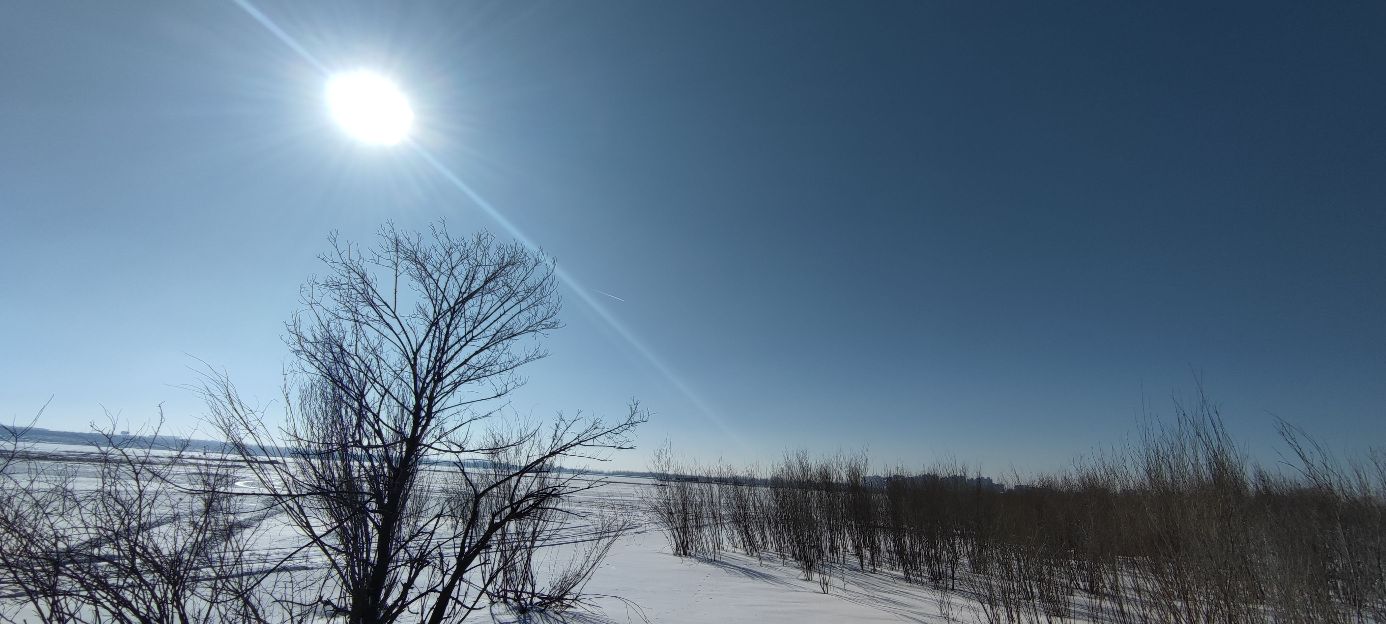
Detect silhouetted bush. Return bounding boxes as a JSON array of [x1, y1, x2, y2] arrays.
[[646, 385, 1386, 623]]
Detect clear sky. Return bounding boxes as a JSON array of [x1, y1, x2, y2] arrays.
[[2, 1, 1383, 474]]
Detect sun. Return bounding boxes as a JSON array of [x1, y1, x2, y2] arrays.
[[325, 70, 414, 146]]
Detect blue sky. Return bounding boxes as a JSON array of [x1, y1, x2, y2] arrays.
[[2, 1, 1383, 473]]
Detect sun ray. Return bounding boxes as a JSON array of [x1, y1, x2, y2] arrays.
[[230, 0, 327, 74], [228, 0, 747, 452]]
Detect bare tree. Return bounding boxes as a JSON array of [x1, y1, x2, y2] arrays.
[[206, 224, 644, 624]]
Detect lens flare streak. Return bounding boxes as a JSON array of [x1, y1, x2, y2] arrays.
[[229, 0, 747, 452], [231, 0, 327, 73]]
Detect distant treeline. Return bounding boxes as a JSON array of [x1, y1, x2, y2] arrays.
[[0, 425, 230, 453], [652, 468, 1004, 493], [0, 425, 656, 479]]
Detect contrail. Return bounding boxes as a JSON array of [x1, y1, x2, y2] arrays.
[[594, 289, 626, 303], [229, 0, 748, 453]]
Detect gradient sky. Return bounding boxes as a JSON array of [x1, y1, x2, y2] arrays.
[[3, 1, 1383, 474]]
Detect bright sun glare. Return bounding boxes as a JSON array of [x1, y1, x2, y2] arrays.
[[326, 70, 414, 146]]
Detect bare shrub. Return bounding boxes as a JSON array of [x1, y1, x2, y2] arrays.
[[770, 450, 827, 581], [0, 418, 274, 624], [653, 382, 1386, 623], [842, 452, 881, 572], [644, 444, 719, 558], [720, 464, 769, 559]]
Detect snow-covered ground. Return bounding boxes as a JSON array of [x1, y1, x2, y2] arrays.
[[497, 478, 972, 624], [0, 445, 979, 623], [569, 527, 968, 624]]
